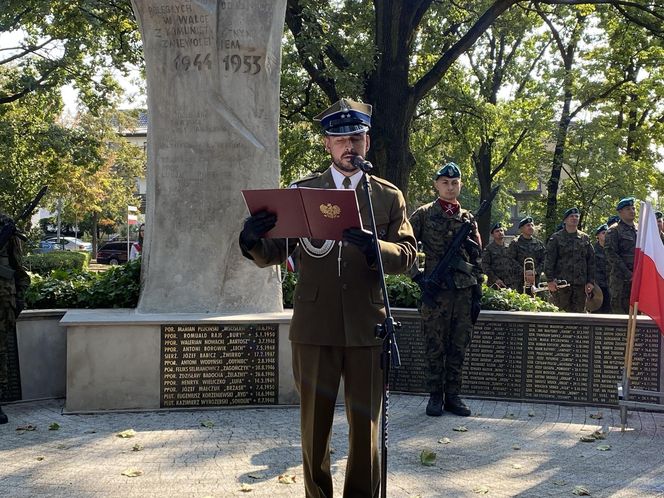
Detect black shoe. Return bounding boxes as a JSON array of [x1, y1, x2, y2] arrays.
[[0, 406, 7, 425], [444, 394, 471, 417], [426, 393, 444, 417]]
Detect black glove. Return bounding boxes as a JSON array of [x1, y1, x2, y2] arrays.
[[16, 299, 25, 314], [343, 227, 377, 265], [240, 210, 277, 250]]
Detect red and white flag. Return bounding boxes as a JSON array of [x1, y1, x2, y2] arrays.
[[127, 205, 138, 225], [630, 201, 664, 334]]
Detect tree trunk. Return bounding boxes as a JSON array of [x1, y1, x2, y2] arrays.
[[91, 211, 99, 259]]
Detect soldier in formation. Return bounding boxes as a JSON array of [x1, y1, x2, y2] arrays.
[[409, 162, 482, 418], [593, 224, 611, 313], [544, 207, 595, 312], [0, 213, 31, 424], [605, 197, 637, 314], [482, 222, 519, 290], [240, 98, 416, 497], [508, 216, 546, 294]]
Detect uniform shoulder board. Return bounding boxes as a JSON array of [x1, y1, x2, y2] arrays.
[[369, 175, 399, 191], [289, 171, 322, 188]]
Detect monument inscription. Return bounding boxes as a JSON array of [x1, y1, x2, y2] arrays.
[[160, 323, 279, 408]]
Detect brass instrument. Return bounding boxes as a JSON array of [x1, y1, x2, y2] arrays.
[[523, 257, 536, 294], [531, 280, 570, 294]]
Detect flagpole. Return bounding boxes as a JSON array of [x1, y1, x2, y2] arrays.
[[625, 301, 639, 380], [127, 207, 130, 262]]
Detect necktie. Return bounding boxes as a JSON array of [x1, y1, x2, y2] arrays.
[[342, 177, 352, 189]]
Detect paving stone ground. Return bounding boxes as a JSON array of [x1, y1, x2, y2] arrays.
[[1, 395, 663, 497]]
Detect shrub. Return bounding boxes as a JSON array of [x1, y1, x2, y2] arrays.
[[24, 251, 89, 275], [281, 272, 558, 312], [25, 259, 141, 309]]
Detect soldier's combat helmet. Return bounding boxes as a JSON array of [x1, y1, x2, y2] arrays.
[[314, 98, 372, 136]]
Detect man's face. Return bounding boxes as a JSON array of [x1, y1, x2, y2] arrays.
[[565, 213, 580, 230], [324, 133, 370, 174], [597, 231, 606, 245], [492, 227, 505, 243], [521, 222, 535, 237], [619, 205, 636, 223], [435, 177, 462, 202]]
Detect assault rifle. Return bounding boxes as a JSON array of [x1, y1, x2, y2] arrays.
[[0, 186, 48, 248], [414, 185, 500, 309]]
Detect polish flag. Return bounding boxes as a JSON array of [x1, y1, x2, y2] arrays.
[[630, 201, 664, 334]]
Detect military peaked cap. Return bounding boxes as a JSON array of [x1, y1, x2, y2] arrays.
[[434, 162, 461, 180], [563, 207, 580, 220], [518, 216, 533, 229], [490, 222, 502, 233], [616, 197, 635, 211], [314, 98, 371, 136], [595, 224, 608, 235]]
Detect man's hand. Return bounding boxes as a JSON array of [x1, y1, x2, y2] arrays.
[[343, 227, 377, 264], [585, 282, 595, 295], [525, 269, 535, 285], [547, 280, 558, 292], [240, 211, 277, 250], [495, 278, 505, 289]]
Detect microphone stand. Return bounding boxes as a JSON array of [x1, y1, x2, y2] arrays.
[[353, 156, 401, 498]]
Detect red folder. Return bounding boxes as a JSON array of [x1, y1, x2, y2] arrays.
[[241, 187, 362, 240]]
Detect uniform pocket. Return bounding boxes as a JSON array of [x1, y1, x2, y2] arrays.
[[295, 282, 319, 303]]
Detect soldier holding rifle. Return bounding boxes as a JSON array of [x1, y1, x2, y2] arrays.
[[409, 163, 485, 418]]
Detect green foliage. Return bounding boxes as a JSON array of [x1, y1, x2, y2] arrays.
[[25, 258, 141, 309], [23, 251, 89, 275], [281, 272, 558, 312]]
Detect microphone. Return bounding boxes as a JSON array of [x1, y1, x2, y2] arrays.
[[351, 155, 373, 173]]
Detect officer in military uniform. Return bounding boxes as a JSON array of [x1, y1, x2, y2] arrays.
[[409, 162, 482, 418], [0, 213, 30, 424], [482, 222, 518, 290], [605, 197, 637, 314], [239, 99, 416, 498], [544, 208, 595, 312], [508, 216, 546, 294], [593, 224, 611, 313]]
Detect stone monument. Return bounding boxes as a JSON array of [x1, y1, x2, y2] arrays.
[[131, 0, 287, 313]]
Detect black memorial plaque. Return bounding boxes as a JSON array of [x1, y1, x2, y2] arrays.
[[591, 325, 626, 404], [524, 323, 591, 402], [389, 318, 427, 393], [630, 326, 661, 403], [160, 323, 279, 408], [463, 321, 525, 398]]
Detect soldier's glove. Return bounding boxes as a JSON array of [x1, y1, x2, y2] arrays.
[[16, 299, 25, 314], [343, 227, 377, 265], [240, 210, 277, 250], [470, 283, 482, 325]]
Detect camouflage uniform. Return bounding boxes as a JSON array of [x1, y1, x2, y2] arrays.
[[507, 235, 546, 294], [0, 214, 30, 404], [593, 242, 611, 313], [544, 229, 595, 312], [482, 241, 519, 290], [409, 201, 482, 396], [605, 221, 636, 314]]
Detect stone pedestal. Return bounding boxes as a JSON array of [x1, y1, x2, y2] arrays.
[[131, 0, 287, 314]]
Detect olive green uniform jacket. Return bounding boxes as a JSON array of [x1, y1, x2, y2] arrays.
[[241, 167, 417, 346]]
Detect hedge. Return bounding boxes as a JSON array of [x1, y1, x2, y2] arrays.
[[25, 260, 557, 312], [23, 251, 90, 275]]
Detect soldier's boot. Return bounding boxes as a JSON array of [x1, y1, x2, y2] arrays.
[[444, 394, 471, 417], [425, 393, 444, 417], [0, 406, 7, 425]]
